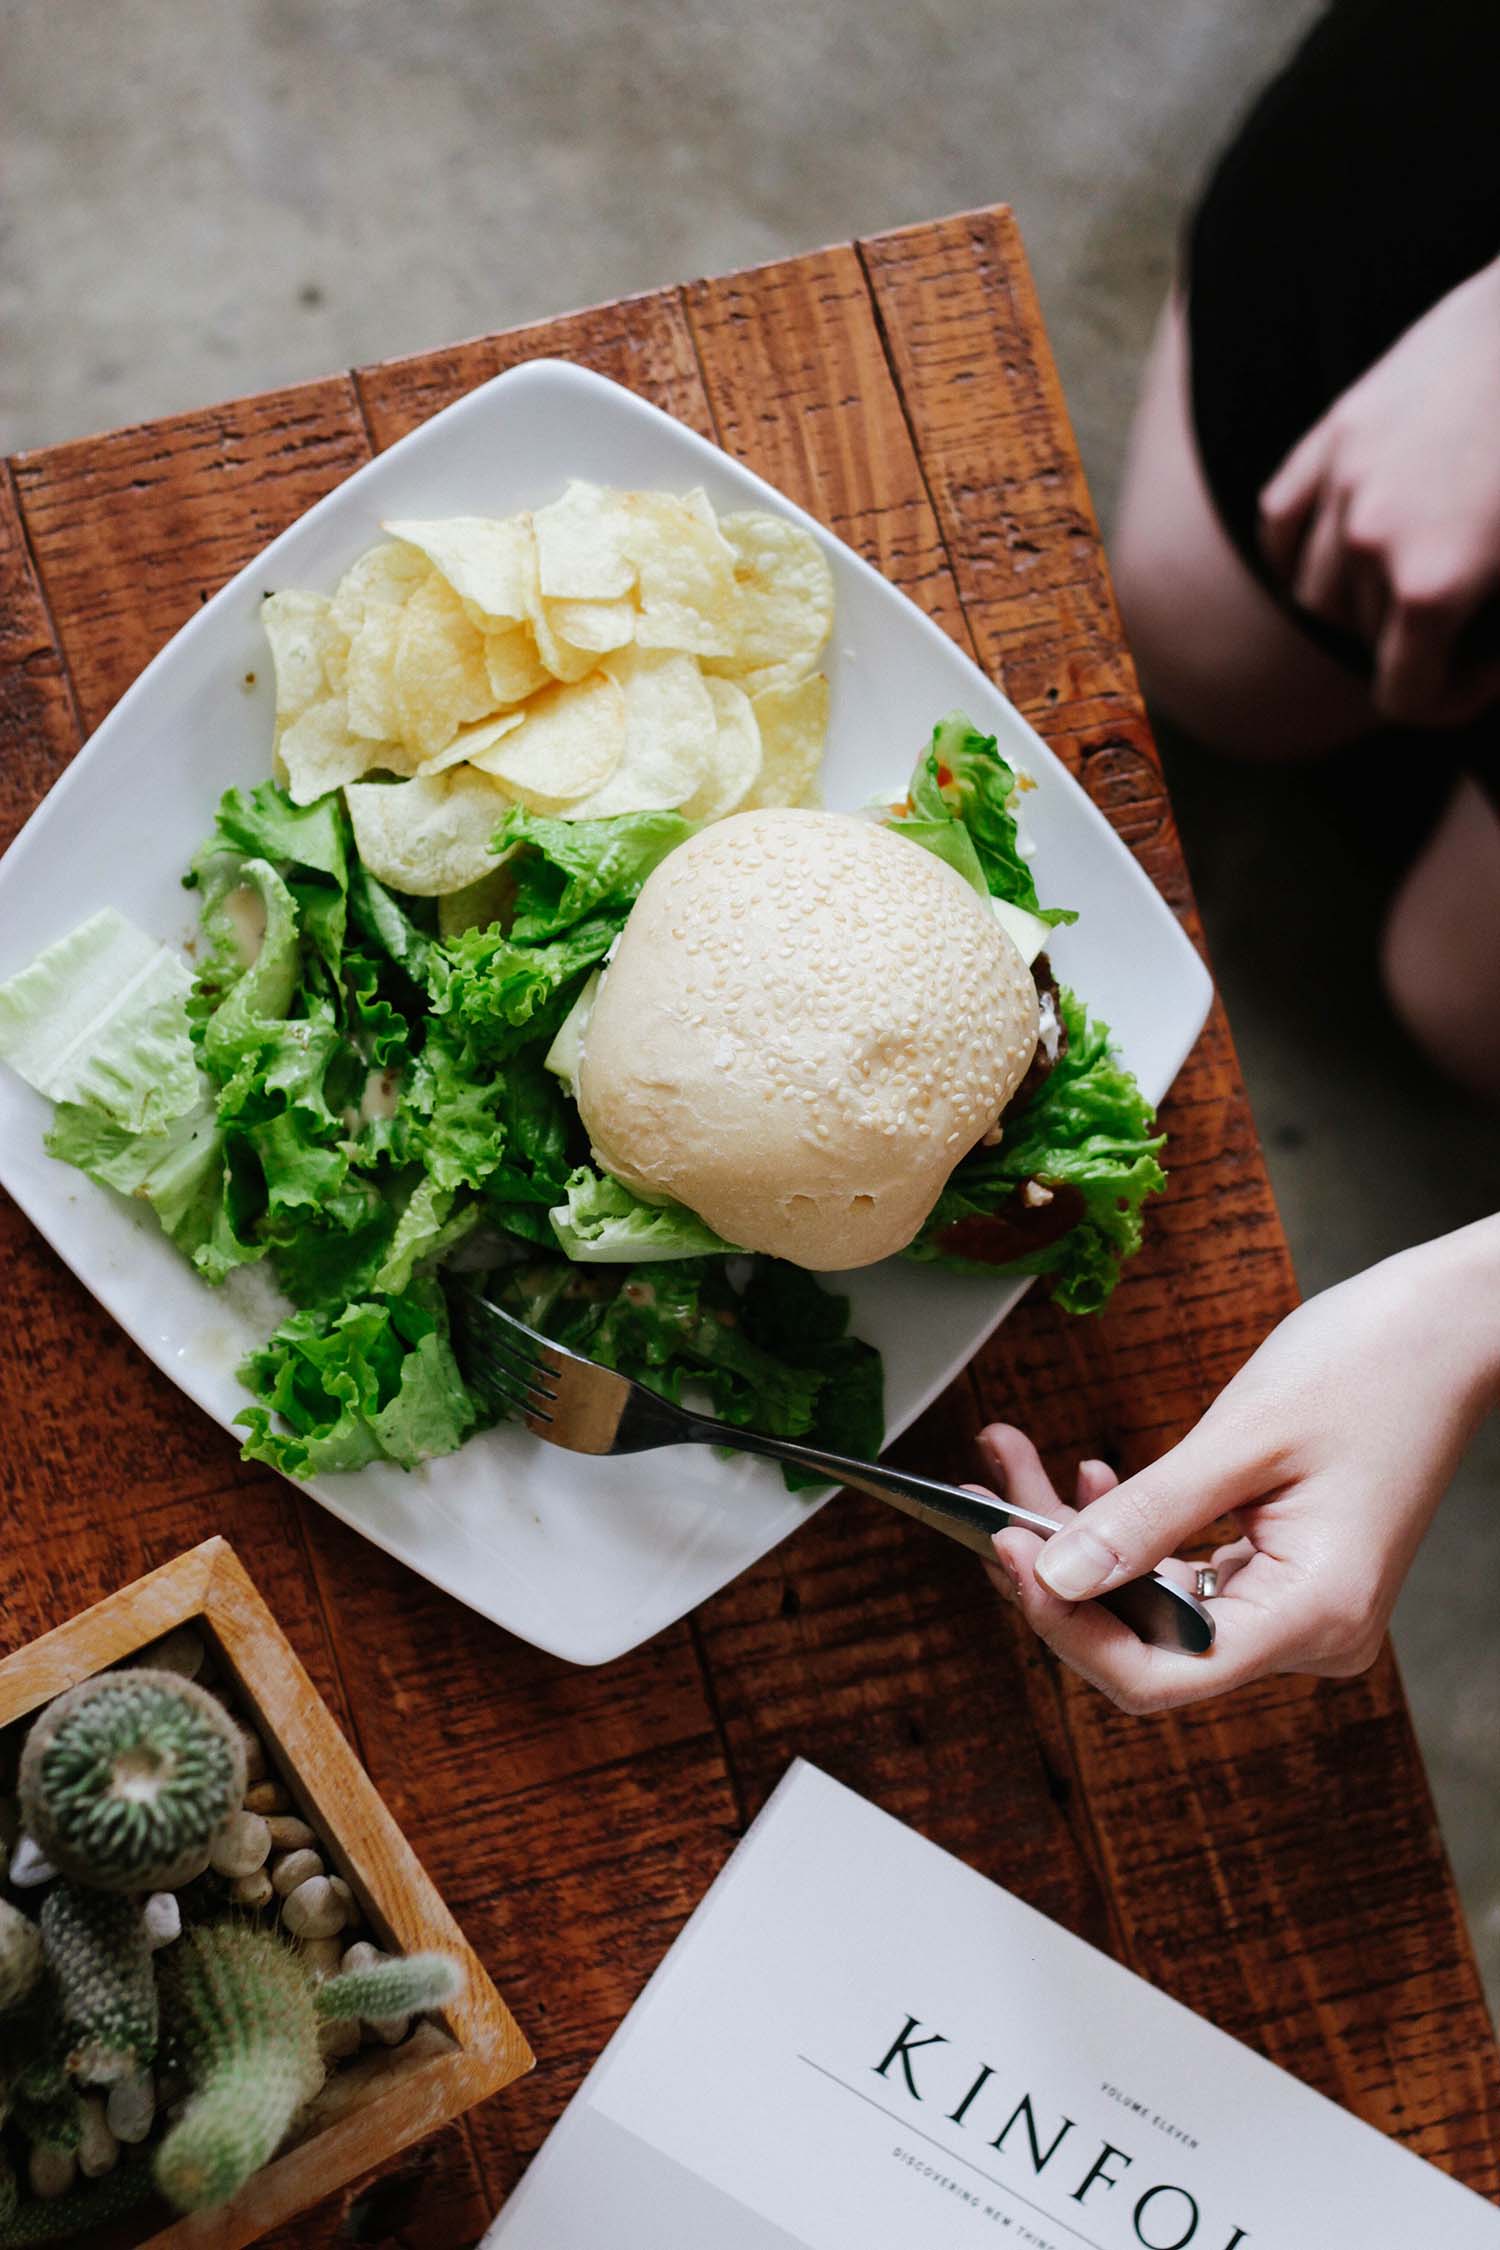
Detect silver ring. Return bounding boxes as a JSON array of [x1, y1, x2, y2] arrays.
[[1195, 1566, 1219, 1601]]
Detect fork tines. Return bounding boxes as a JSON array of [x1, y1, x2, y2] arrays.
[[455, 1290, 562, 1430]]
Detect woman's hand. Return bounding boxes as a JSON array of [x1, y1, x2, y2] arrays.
[[981, 1220, 1500, 1714], [1258, 255, 1500, 726]]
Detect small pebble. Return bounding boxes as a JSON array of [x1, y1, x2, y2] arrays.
[[107, 2071, 155, 2144], [77, 2096, 119, 2179], [340, 1941, 384, 1976], [239, 1728, 267, 1785], [265, 1815, 316, 1852], [243, 1780, 289, 1816], [328, 1876, 355, 1919], [9, 1833, 56, 1888], [29, 2144, 76, 2199], [299, 1936, 343, 1981], [271, 1847, 323, 1898], [138, 1626, 205, 1680], [282, 1876, 348, 1941], [317, 2015, 361, 2061], [209, 1811, 271, 1879], [230, 1869, 274, 1910], [143, 1892, 181, 1950]]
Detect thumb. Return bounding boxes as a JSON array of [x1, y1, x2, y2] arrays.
[[1033, 1421, 1267, 1602]]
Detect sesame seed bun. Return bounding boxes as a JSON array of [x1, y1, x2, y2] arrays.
[[576, 809, 1040, 1269]]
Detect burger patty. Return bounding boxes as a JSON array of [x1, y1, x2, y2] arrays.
[[934, 1178, 1087, 1266], [936, 956, 1078, 1267], [1009, 952, 1067, 1115]]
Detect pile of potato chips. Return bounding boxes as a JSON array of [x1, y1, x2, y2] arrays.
[[261, 481, 834, 896]]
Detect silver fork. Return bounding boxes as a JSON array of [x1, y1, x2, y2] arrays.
[[452, 1286, 1214, 1656]]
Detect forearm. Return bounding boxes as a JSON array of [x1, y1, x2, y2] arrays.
[[1395, 1213, 1500, 1413]]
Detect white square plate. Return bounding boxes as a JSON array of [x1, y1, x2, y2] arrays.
[[0, 360, 1212, 1665]]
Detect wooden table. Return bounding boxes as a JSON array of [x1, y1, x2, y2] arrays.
[[2, 207, 1496, 2241]]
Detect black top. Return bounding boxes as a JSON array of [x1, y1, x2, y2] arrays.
[[1184, 0, 1500, 809]]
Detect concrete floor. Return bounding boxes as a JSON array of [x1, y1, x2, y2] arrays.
[[4, 0, 1496, 2011]]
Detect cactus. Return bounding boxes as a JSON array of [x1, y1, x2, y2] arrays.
[[154, 1924, 323, 2214], [38, 1886, 158, 2085], [0, 2160, 151, 2245], [0, 1903, 43, 2015], [9, 2083, 81, 2156], [19, 1669, 246, 1894], [314, 1951, 460, 2024]]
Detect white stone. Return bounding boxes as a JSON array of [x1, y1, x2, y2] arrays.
[[317, 2014, 361, 2060], [209, 1810, 271, 1878], [282, 1875, 348, 1940], [29, 2143, 76, 2199], [9, 1833, 56, 1888], [107, 2070, 155, 2144], [143, 1891, 181, 1949], [77, 2095, 119, 2179], [270, 1847, 323, 1897]]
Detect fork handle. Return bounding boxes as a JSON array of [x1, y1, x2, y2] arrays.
[[680, 1416, 1214, 1656]]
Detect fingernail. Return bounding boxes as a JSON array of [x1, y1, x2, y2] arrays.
[[989, 1544, 1022, 1600], [1035, 1526, 1118, 1601]]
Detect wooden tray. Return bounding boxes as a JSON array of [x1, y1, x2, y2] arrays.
[[0, 1537, 533, 2248]]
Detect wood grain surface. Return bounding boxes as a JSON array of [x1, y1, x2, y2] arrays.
[[1, 205, 1495, 2243]]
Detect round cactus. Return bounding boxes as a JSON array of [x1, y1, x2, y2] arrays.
[[314, 1951, 460, 2024], [0, 1903, 43, 2016], [19, 1670, 246, 1893], [154, 1924, 323, 2214], [38, 1887, 157, 2086]]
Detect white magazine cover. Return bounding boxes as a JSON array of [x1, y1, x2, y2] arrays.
[[486, 1760, 1500, 2249]]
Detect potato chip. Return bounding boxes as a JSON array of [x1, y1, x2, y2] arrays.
[[622, 493, 736, 658], [468, 672, 625, 802], [484, 625, 551, 707], [743, 674, 830, 809], [553, 647, 715, 818], [344, 605, 403, 742], [680, 677, 762, 823], [344, 767, 515, 896], [393, 573, 495, 757], [278, 693, 384, 806], [329, 541, 429, 640], [545, 595, 636, 656], [533, 481, 637, 600], [705, 511, 834, 694], [384, 515, 534, 628], [416, 708, 526, 779], [262, 591, 345, 732]]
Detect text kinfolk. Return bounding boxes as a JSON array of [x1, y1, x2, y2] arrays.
[[874, 2015, 1250, 2249]]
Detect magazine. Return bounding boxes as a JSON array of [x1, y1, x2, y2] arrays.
[[487, 1759, 1499, 2247]]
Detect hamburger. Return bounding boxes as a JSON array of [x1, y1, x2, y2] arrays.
[[576, 806, 1046, 1270]]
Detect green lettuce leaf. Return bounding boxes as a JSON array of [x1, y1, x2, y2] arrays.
[[739, 1259, 885, 1480], [436, 915, 621, 1054], [235, 1279, 476, 1476], [473, 1251, 881, 1486], [889, 713, 1076, 926], [373, 1178, 479, 1295], [497, 806, 696, 941], [0, 909, 199, 1131], [549, 1166, 737, 1262], [908, 987, 1165, 1313]]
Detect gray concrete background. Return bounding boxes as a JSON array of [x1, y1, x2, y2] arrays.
[[4, 1, 1496, 2010]]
